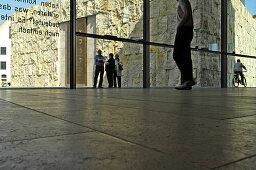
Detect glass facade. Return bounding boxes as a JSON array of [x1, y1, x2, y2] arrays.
[[0, 0, 255, 88], [227, 0, 256, 87]]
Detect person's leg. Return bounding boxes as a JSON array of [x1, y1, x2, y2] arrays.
[[93, 66, 100, 87], [118, 76, 121, 88], [173, 28, 187, 85], [106, 71, 111, 87], [98, 66, 104, 87], [240, 72, 244, 84], [181, 27, 194, 83], [109, 71, 114, 87], [113, 70, 117, 88]]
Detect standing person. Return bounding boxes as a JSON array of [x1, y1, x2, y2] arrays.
[[105, 53, 115, 88], [114, 54, 123, 88], [173, 0, 195, 90], [93, 50, 105, 88]]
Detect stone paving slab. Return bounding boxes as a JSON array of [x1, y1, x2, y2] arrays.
[[0, 132, 197, 170], [0, 100, 92, 143], [17, 106, 256, 168], [218, 156, 256, 170], [1, 88, 256, 169]]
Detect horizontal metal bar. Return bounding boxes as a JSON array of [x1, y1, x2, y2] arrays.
[[76, 32, 144, 44], [76, 32, 256, 60]]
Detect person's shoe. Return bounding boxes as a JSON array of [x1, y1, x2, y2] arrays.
[[184, 80, 195, 87], [175, 85, 192, 90], [98, 86, 103, 88], [93, 86, 96, 89], [175, 80, 195, 90]]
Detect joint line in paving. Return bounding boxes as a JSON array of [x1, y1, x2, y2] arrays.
[[23, 92, 219, 121], [212, 154, 256, 169], [219, 114, 256, 120], [0, 98, 170, 157], [0, 131, 94, 144]]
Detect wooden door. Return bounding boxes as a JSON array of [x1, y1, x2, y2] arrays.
[[67, 18, 87, 86]]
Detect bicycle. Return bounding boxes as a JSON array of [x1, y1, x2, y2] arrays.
[[233, 71, 247, 88]]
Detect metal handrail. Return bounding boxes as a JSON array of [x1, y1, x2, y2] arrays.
[[76, 32, 256, 60]]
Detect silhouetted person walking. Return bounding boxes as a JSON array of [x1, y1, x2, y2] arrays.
[[173, 0, 195, 90], [93, 50, 105, 88], [105, 53, 115, 88]]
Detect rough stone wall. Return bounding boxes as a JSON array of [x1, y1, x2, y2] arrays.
[[10, 0, 144, 87], [228, 0, 256, 87], [11, 1, 62, 87], [150, 0, 256, 87], [150, 0, 221, 87]]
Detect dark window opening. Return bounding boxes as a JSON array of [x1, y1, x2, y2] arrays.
[[0, 47, 6, 55], [0, 62, 6, 70]]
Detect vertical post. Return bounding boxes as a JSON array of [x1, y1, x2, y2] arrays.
[[221, 0, 228, 88], [70, 0, 76, 89], [143, 0, 150, 88]]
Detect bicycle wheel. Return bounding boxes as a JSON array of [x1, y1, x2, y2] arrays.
[[233, 77, 239, 87], [243, 77, 247, 87]]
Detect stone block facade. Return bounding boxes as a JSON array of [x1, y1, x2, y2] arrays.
[[9, 0, 256, 87]]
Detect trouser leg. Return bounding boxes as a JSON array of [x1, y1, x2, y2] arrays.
[[240, 72, 244, 84], [98, 66, 104, 87], [117, 76, 121, 88], [173, 27, 193, 84], [109, 71, 114, 87], [113, 70, 117, 87], [93, 66, 100, 87], [107, 71, 114, 87]]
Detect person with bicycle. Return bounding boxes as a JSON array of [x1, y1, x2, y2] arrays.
[[234, 59, 247, 85]]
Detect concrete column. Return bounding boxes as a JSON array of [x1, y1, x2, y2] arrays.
[[87, 16, 96, 87]]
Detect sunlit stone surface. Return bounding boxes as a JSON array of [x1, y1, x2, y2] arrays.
[[1, 88, 256, 169]]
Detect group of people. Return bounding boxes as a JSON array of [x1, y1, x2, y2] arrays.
[[93, 50, 123, 88]]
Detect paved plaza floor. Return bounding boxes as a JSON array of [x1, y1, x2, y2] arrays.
[[0, 88, 256, 169]]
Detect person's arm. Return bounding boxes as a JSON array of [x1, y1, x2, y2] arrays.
[[119, 60, 123, 66], [177, 6, 191, 30], [97, 56, 104, 62], [242, 64, 247, 70], [111, 59, 116, 69]]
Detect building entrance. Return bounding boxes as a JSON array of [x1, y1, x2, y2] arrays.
[[67, 18, 87, 87]]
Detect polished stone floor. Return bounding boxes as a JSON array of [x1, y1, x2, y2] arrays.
[[0, 88, 256, 169]]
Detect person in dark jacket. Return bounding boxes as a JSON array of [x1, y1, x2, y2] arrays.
[[105, 53, 115, 88]]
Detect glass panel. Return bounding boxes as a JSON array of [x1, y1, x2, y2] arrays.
[[76, 0, 143, 40], [228, 55, 256, 87], [150, 46, 221, 87], [0, 0, 69, 87], [150, 0, 221, 52], [227, 0, 256, 56], [76, 37, 143, 88]]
